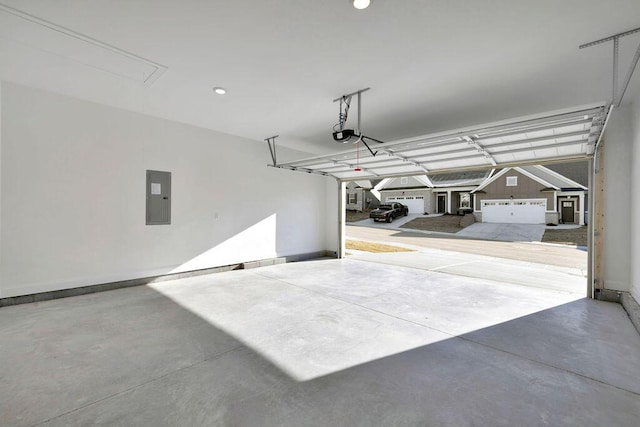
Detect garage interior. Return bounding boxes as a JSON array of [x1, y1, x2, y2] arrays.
[[1, 1, 640, 426]]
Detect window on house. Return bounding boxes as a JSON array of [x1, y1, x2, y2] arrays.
[[459, 193, 471, 208], [349, 192, 358, 204], [506, 176, 518, 186], [400, 177, 408, 185]]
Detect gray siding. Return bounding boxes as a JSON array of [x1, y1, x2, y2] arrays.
[[476, 170, 553, 208]]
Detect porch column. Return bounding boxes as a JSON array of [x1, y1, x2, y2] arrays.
[[447, 190, 452, 214], [578, 192, 585, 225]]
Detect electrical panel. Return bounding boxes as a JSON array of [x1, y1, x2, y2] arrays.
[[146, 170, 171, 225]]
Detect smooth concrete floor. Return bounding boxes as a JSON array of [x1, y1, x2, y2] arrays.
[[1, 258, 639, 426]]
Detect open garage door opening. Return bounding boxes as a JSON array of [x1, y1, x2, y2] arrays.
[[274, 105, 603, 298], [343, 168, 590, 300], [341, 159, 591, 301]]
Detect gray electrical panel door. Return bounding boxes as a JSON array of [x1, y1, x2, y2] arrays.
[[146, 170, 171, 225]]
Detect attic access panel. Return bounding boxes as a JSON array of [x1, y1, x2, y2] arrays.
[[271, 104, 609, 180]]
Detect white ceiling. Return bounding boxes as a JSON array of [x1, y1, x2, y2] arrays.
[[1, 1, 639, 156]]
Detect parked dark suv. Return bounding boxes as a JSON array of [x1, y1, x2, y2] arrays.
[[369, 203, 409, 223]]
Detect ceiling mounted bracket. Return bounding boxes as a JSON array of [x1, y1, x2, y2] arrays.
[[332, 88, 385, 157], [580, 26, 640, 107], [265, 135, 279, 166], [332, 88, 371, 104], [332, 87, 369, 138]]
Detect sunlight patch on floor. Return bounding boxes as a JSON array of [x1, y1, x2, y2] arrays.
[[150, 259, 583, 382]]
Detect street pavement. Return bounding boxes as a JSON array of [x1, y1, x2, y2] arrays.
[[345, 225, 587, 272], [351, 215, 559, 243]]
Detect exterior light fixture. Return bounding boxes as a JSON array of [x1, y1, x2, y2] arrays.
[[353, 0, 370, 10], [213, 87, 227, 95]]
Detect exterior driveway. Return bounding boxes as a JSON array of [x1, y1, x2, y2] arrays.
[[350, 213, 422, 230], [345, 225, 588, 298], [346, 225, 587, 272], [346, 241, 585, 293], [456, 222, 546, 242], [350, 216, 547, 243]]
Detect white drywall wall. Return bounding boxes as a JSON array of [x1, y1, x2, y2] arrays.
[[0, 83, 2, 281], [0, 82, 334, 298], [602, 106, 632, 292], [323, 179, 341, 257], [630, 92, 640, 303]]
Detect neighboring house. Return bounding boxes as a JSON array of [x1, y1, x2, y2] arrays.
[[373, 164, 587, 224], [545, 161, 589, 224], [374, 171, 492, 214], [345, 180, 380, 212], [373, 175, 434, 214], [429, 170, 493, 215], [472, 165, 587, 225]]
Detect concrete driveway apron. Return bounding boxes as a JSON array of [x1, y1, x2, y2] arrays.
[[455, 223, 546, 242], [349, 213, 422, 230]]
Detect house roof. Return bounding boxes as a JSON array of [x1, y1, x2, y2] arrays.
[[375, 175, 433, 191], [544, 161, 589, 187], [428, 170, 493, 188], [472, 165, 587, 193], [520, 165, 587, 190], [374, 162, 586, 193], [351, 180, 373, 189]]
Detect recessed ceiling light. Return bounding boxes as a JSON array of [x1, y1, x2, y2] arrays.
[[353, 0, 370, 9], [213, 87, 227, 95]]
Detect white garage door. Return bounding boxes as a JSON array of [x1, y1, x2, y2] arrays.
[[386, 196, 424, 213], [481, 199, 546, 224]]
